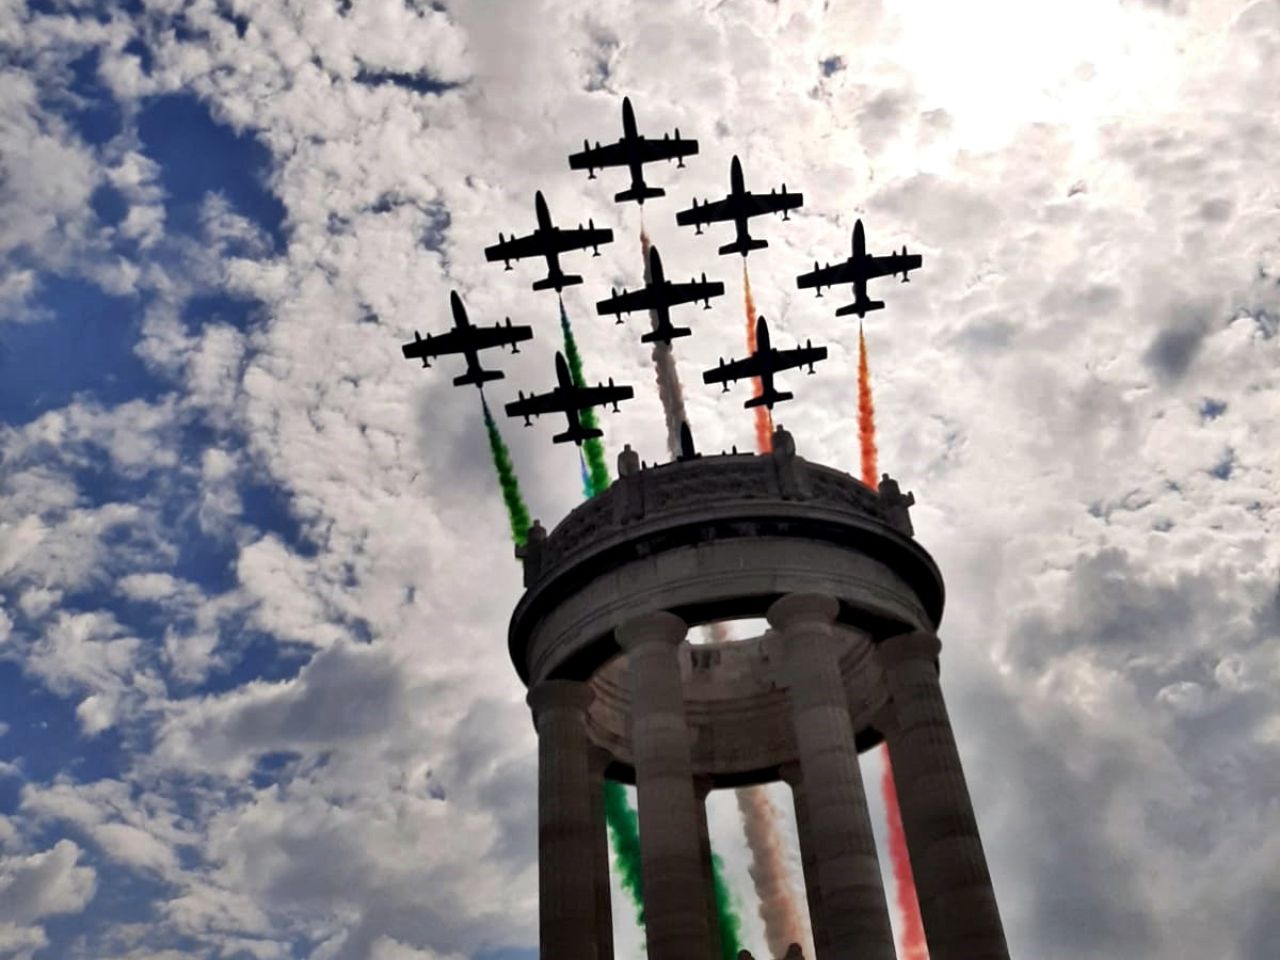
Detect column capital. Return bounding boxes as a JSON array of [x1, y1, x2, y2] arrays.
[[526, 678, 594, 719], [767, 592, 839, 632], [878, 630, 941, 667], [616, 609, 687, 651]]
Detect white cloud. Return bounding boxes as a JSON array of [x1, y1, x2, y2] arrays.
[[0, 839, 97, 924], [1, 1, 1277, 957]]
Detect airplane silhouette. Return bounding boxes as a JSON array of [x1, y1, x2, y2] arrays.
[[484, 191, 614, 293], [595, 244, 725, 345], [569, 97, 699, 205], [675, 155, 803, 257], [505, 351, 634, 445], [400, 291, 532, 387], [796, 219, 923, 318], [703, 315, 827, 410]]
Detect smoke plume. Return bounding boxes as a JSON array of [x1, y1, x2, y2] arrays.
[[712, 851, 745, 960], [558, 298, 611, 495], [603, 781, 646, 926], [735, 786, 810, 958], [480, 393, 531, 546], [883, 758, 928, 959], [639, 228, 688, 453], [856, 329, 929, 958], [742, 263, 774, 452], [857, 324, 878, 486]]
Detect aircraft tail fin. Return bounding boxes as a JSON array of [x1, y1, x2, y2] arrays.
[[615, 185, 665, 204], [553, 423, 603, 445], [745, 390, 791, 409], [836, 297, 885, 318], [640, 325, 691, 345], [453, 368, 504, 388], [719, 237, 769, 257], [533, 273, 583, 292]]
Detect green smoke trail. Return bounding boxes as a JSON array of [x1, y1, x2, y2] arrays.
[[481, 394, 531, 547], [558, 298, 611, 496], [578, 449, 594, 501], [711, 851, 744, 960], [604, 780, 646, 927]]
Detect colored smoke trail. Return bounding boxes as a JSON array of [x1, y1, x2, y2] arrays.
[[857, 324, 878, 487], [742, 263, 773, 452], [604, 781, 646, 927], [856, 329, 929, 958], [883, 757, 928, 959], [480, 394, 531, 546], [559, 298, 611, 496], [640, 228, 688, 454], [578, 450, 593, 500], [735, 787, 810, 959], [711, 851, 744, 960]]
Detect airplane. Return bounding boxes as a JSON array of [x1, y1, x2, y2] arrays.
[[400, 290, 533, 387], [674, 155, 803, 257], [702, 315, 827, 410], [504, 351, 634, 445], [796, 218, 923, 318], [484, 191, 614, 293], [595, 244, 725, 345], [568, 97, 699, 205]]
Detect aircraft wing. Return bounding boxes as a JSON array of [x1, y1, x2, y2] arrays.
[[632, 136, 698, 164], [401, 330, 464, 361], [702, 353, 768, 385], [744, 190, 804, 217], [861, 250, 923, 280], [485, 231, 550, 264], [467, 323, 534, 350], [665, 277, 725, 306], [676, 196, 739, 227], [552, 224, 614, 254], [505, 388, 571, 419], [569, 140, 631, 170], [596, 286, 661, 317], [769, 344, 828, 373], [572, 382, 634, 408], [796, 260, 853, 290]]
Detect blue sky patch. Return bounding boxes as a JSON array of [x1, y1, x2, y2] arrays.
[[138, 94, 287, 251]]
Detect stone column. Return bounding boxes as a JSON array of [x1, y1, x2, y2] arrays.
[[781, 762, 829, 960], [527, 680, 597, 960], [880, 631, 1009, 960], [768, 594, 895, 960], [617, 611, 714, 960], [695, 777, 723, 960], [590, 746, 616, 960]]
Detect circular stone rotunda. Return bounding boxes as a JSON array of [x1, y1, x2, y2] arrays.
[[511, 428, 1010, 960]]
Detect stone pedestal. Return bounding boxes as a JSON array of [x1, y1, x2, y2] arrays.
[[618, 611, 714, 960], [769, 594, 895, 960], [880, 632, 1009, 960], [528, 680, 598, 960]]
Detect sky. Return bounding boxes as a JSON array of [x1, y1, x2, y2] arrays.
[[0, 0, 1278, 958]]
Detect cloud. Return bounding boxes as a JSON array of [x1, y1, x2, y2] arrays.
[[0, 839, 97, 924]]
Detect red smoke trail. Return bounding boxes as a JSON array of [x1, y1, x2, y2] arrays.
[[857, 324, 878, 487], [858, 328, 928, 959], [742, 263, 773, 452]]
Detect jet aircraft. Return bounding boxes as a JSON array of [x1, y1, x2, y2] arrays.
[[702, 315, 827, 410], [569, 97, 699, 205], [796, 219, 923, 318], [400, 291, 533, 387], [675, 155, 803, 257], [595, 244, 725, 345], [504, 351, 634, 445], [484, 191, 614, 293]]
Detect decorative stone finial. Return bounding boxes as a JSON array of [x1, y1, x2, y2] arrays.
[[878, 473, 916, 536]]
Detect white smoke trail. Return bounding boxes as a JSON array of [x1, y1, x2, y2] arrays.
[[640, 229, 688, 455], [636, 227, 810, 958]]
